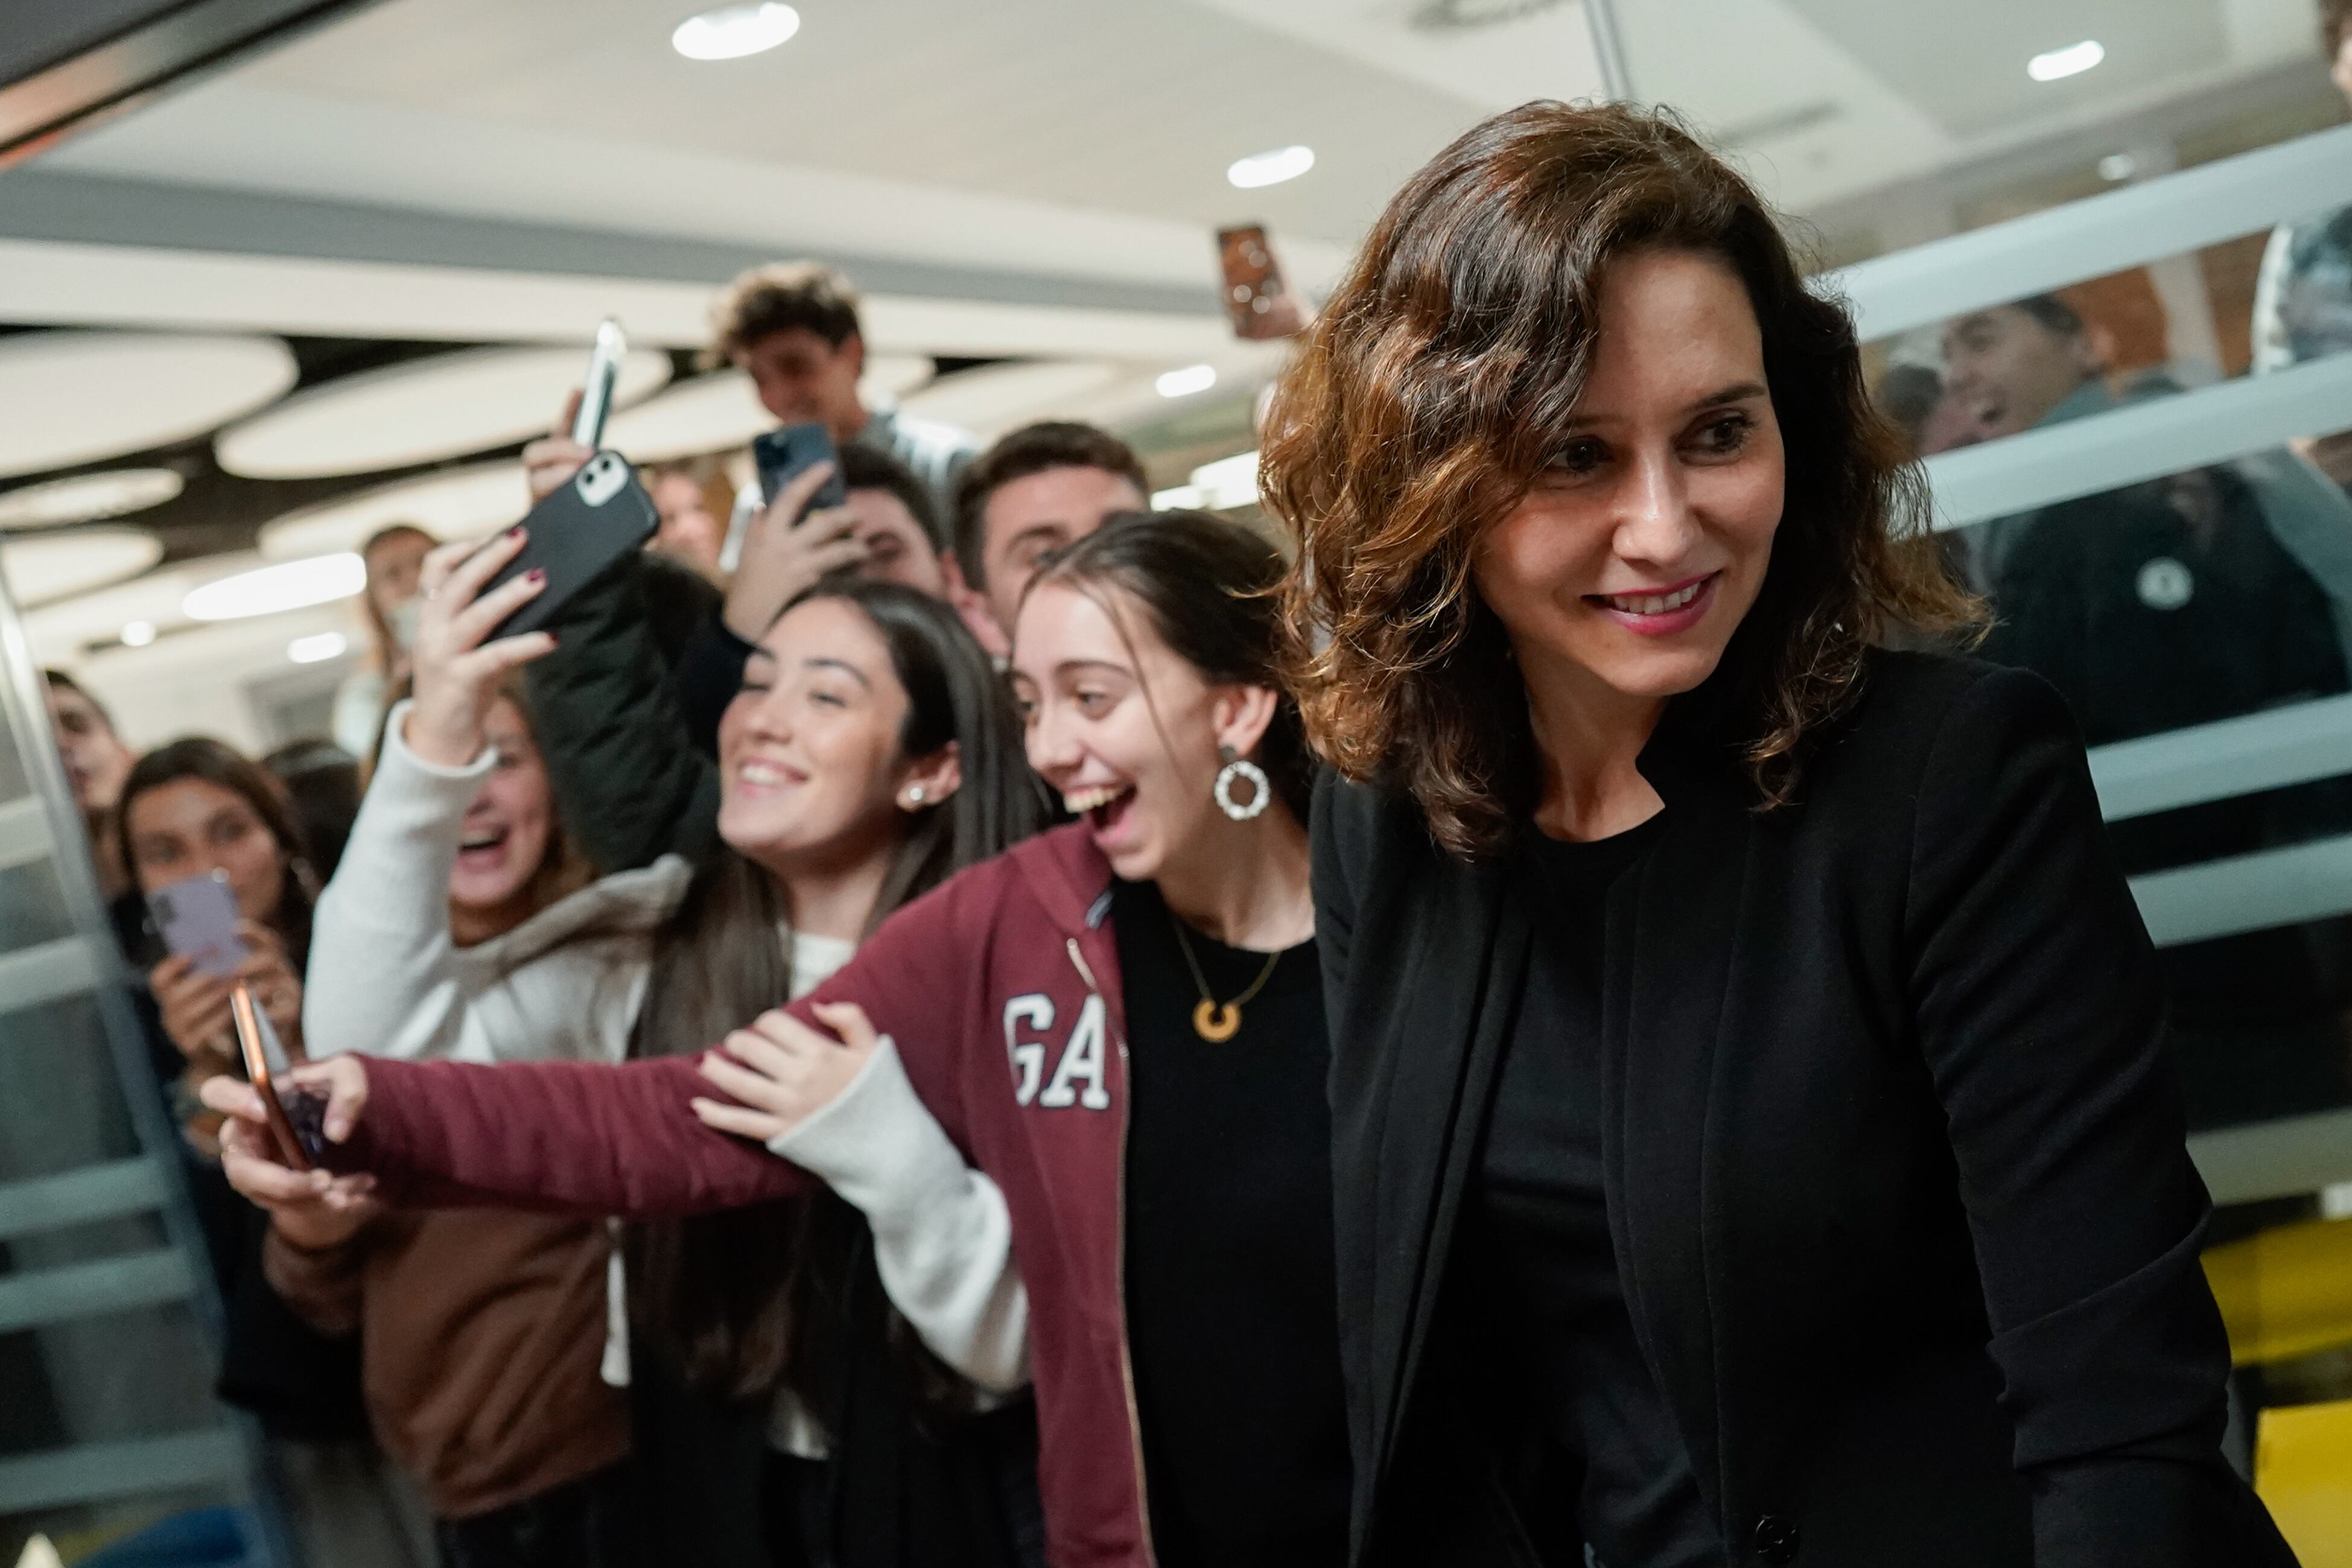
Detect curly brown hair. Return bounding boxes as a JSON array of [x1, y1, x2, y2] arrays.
[[1262, 101, 1977, 857], [704, 261, 862, 367]]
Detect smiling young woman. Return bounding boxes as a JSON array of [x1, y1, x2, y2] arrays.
[[1262, 102, 2293, 1567]]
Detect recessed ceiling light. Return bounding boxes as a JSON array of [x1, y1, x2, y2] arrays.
[[1227, 145, 1315, 189], [183, 554, 366, 621], [1156, 364, 1219, 399], [288, 631, 349, 665], [2028, 40, 2104, 82], [672, 3, 799, 61], [2097, 153, 2137, 182], [119, 620, 156, 647]]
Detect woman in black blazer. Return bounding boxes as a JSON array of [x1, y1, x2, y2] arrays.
[[1261, 103, 2295, 1567]]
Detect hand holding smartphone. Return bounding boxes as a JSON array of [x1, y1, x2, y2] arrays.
[[1216, 224, 1308, 340], [230, 983, 328, 1170]]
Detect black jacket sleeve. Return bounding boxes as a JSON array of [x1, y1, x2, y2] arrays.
[[670, 614, 755, 759], [523, 556, 721, 873], [1904, 667, 2294, 1565]]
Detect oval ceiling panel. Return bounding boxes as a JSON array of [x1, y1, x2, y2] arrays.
[[0, 468, 185, 529], [0, 332, 297, 480], [216, 345, 670, 479], [1, 528, 165, 608], [256, 463, 532, 560]]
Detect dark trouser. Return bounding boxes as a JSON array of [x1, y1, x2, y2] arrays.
[[434, 1459, 643, 1568]]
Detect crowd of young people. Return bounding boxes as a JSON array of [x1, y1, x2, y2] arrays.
[[51, 98, 2302, 1568]]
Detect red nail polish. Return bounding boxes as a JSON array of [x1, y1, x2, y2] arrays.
[[508, 525, 526, 541], [529, 568, 547, 584]]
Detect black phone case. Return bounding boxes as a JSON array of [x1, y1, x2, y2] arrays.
[[752, 423, 848, 512], [482, 451, 659, 638]]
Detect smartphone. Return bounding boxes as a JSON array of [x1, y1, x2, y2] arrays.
[[230, 984, 326, 1171], [150, 871, 246, 978], [722, 422, 848, 573], [1216, 224, 1306, 341], [479, 451, 660, 638], [571, 319, 627, 448]]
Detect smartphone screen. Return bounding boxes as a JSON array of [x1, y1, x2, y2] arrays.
[[150, 871, 246, 978], [1216, 224, 1307, 341], [571, 318, 626, 448]]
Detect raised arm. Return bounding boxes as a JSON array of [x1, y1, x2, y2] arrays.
[[1907, 667, 2293, 1564]]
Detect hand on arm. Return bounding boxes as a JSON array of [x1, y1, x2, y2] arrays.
[[722, 460, 864, 641], [690, 1000, 879, 1142]]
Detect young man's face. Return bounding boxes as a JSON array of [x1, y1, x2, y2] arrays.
[[1939, 306, 2099, 441], [971, 465, 1148, 649], [740, 328, 868, 442]]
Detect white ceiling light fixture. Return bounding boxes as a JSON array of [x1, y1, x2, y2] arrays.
[[119, 620, 156, 647], [898, 361, 1124, 437], [0, 529, 164, 607], [287, 631, 349, 665], [1227, 145, 1315, 190], [183, 554, 367, 621], [0, 469, 184, 529], [672, 2, 800, 61], [1155, 364, 1219, 399], [0, 332, 296, 481], [217, 346, 669, 480], [2027, 40, 2105, 82], [258, 464, 528, 561], [2097, 153, 2137, 182]]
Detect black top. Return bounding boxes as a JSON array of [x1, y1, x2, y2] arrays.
[[1112, 877, 1351, 1568], [1472, 816, 1718, 1566], [1311, 653, 2295, 1568]]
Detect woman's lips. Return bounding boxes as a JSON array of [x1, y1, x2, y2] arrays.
[[1587, 572, 1719, 637]]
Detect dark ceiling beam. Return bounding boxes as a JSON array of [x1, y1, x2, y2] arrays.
[[0, 0, 380, 170]]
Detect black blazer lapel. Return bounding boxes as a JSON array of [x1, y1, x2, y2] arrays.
[[1601, 740, 1755, 1528], [1361, 847, 1530, 1494]]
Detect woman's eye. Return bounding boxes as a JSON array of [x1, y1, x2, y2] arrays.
[[808, 688, 849, 710], [1691, 414, 1752, 456], [1550, 439, 1608, 476]]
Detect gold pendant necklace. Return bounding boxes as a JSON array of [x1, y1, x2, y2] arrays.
[[1168, 907, 1281, 1043]]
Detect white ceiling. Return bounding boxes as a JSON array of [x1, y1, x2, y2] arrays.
[[0, 331, 297, 479]]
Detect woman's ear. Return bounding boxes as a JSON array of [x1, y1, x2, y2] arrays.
[[897, 741, 964, 812], [1210, 684, 1281, 762]]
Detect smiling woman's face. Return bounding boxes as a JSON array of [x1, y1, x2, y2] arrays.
[[717, 595, 914, 874], [448, 697, 553, 915], [1474, 247, 1785, 711]]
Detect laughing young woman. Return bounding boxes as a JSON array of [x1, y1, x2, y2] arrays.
[[1262, 102, 2291, 1567], [214, 513, 1352, 1568], [209, 527, 1048, 1568]]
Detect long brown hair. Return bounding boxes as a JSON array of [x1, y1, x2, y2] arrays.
[[1263, 101, 1977, 856], [626, 580, 1045, 1407]]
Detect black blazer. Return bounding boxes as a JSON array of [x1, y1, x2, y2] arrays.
[[1312, 652, 2294, 1568]]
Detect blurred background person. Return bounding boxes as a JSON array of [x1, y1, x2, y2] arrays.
[[644, 454, 734, 582], [113, 735, 429, 1568], [42, 668, 139, 910], [708, 261, 977, 517], [263, 738, 365, 885], [220, 677, 640, 1568], [946, 422, 1149, 658], [333, 523, 436, 760], [2248, 0, 2352, 493]]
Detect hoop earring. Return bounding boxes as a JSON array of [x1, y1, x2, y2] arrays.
[[1213, 746, 1271, 822]]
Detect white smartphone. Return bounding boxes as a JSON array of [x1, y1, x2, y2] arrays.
[[571, 318, 627, 448], [149, 871, 246, 978]]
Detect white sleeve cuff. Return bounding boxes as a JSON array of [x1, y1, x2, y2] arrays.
[[769, 1039, 1031, 1392]]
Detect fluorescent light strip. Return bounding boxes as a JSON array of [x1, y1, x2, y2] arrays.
[[0, 935, 98, 1018], [1823, 122, 2352, 344], [2129, 830, 2352, 947], [2088, 693, 2352, 822], [1921, 352, 2352, 531]]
